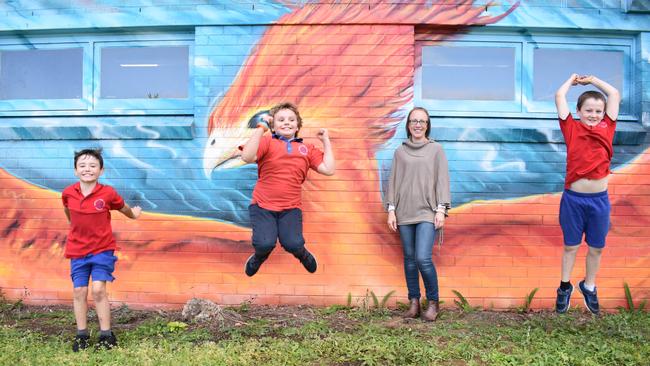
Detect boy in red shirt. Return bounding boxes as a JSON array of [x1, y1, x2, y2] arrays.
[[554, 74, 620, 315], [240, 102, 335, 276], [62, 148, 141, 351]]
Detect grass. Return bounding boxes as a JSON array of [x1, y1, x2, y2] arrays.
[[1, 299, 649, 366]]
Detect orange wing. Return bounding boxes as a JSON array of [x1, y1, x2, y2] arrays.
[[0, 167, 251, 304]]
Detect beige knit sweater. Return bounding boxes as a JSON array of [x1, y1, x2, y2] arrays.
[[386, 139, 451, 225]]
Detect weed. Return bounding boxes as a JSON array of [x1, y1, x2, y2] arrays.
[[319, 293, 356, 315], [517, 288, 539, 313], [0, 288, 26, 315], [379, 290, 395, 309], [232, 297, 255, 313], [619, 282, 647, 313], [395, 301, 409, 311], [452, 290, 479, 313], [370, 290, 379, 309], [362, 289, 396, 312], [167, 321, 188, 332], [357, 289, 372, 312], [320, 304, 352, 315], [345, 290, 397, 320]]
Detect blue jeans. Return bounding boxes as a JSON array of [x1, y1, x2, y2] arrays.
[[398, 222, 439, 301]]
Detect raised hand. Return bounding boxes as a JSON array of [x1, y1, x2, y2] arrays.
[[131, 206, 142, 219], [258, 114, 272, 132], [576, 75, 594, 85], [316, 128, 329, 142]]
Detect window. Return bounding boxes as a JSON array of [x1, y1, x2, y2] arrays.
[[0, 48, 83, 100], [527, 46, 629, 115], [0, 43, 91, 111], [416, 41, 521, 113], [421, 45, 515, 101], [0, 35, 193, 114], [94, 41, 192, 112], [415, 32, 635, 120], [100, 46, 189, 99]]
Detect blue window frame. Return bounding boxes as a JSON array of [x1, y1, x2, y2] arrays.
[[0, 34, 193, 115], [415, 32, 636, 121], [0, 43, 92, 111], [525, 40, 631, 116], [94, 40, 193, 112], [415, 39, 522, 113]]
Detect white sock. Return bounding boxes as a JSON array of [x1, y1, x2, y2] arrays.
[[583, 282, 595, 292]]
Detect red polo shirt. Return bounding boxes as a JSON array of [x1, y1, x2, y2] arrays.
[[252, 135, 324, 211], [61, 182, 125, 258], [560, 114, 616, 189]]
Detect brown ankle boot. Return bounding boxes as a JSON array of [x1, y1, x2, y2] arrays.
[[404, 298, 420, 318], [421, 300, 439, 321]]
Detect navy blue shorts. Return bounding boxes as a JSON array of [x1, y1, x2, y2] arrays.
[[70, 250, 118, 288], [559, 189, 610, 248]]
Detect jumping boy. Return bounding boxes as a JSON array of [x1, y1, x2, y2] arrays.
[[240, 102, 335, 276], [554, 74, 620, 314], [62, 148, 142, 351]]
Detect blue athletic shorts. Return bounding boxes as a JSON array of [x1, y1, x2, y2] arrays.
[[70, 250, 118, 288], [559, 189, 610, 248]]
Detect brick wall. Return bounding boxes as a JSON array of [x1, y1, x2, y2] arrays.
[[0, 1, 649, 311]]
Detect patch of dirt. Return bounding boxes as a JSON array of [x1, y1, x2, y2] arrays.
[[0, 301, 596, 339]]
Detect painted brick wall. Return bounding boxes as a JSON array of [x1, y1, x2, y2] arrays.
[[0, 1, 649, 311]]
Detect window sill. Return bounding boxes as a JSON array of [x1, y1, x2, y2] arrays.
[[0, 116, 194, 140], [425, 117, 646, 145]]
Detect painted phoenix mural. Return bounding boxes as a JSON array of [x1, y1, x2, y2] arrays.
[[0, 0, 648, 308]]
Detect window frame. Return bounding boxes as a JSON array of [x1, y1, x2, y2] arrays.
[[415, 39, 522, 113], [0, 42, 92, 112], [415, 31, 637, 121], [93, 39, 194, 113], [523, 39, 633, 116], [0, 33, 194, 116]]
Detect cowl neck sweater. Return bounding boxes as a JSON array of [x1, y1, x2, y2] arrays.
[[386, 138, 451, 225]]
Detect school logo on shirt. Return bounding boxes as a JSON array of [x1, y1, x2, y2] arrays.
[[597, 121, 608, 129], [298, 145, 309, 156], [94, 199, 105, 210]]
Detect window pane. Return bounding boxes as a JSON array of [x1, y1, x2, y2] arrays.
[[421, 46, 515, 100], [0, 48, 83, 100], [100, 46, 189, 99], [533, 48, 624, 102]]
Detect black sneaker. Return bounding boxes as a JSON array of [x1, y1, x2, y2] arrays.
[[245, 254, 266, 277], [72, 334, 89, 352], [555, 283, 573, 314], [95, 332, 118, 350], [578, 280, 600, 315], [299, 250, 317, 273]]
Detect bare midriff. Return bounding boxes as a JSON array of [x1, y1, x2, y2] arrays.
[[569, 176, 608, 193]]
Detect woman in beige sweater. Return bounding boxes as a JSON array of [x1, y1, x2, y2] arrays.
[[386, 107, 451, 321]]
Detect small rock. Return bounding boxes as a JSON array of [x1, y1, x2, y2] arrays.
[[182, 298, 223, 322]]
